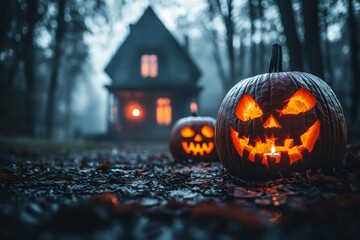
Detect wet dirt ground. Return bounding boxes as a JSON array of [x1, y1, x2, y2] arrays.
[[1, 141, 360, 239]]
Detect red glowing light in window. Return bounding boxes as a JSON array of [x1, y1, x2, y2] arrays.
[[132, 108, 141, 117], [124, 103, 144, 121]]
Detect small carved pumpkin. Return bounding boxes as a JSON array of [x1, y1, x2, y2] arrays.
[[215, 44, 347, 179], [169, 115, 217, 161]]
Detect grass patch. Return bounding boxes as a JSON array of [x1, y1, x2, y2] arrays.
[[0, 137, 117, 155]]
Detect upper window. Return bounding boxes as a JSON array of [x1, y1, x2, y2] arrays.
[[141, 54, 158, 78]]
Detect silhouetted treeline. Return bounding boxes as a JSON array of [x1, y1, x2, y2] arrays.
[[206, 0, 359, 132], [0, 0, 359, 140], [0, 0, 108, 139]]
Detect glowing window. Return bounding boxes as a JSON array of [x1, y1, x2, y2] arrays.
[[156, 98, 171, 125], [141, 54, 158, 78]]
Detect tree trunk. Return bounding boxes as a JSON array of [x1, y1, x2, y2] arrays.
[[64, 68, 76, 138], [324, 36, 334, 88], [236, 35, 246, 80], [303, 0, 324, 79], [348, 0, 360, 121], [2, 47, 20, 90], [275, 0, 304, 71], [224, 0, 235, 86], [322, 6, 334, 88], [64, 85, 73, 139], [257, 0, 265, 73], [210, 28, 231, 91], [249, 0, 256, 75], [46, 0, 66, 139], [207, 0, 235, 92], [0, 1, 16, 53], [23, 0, 38, 137]]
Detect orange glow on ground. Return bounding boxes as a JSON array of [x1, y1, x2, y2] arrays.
[[231, 120, 320, 167], [236, 94, 263, 121], [280, 88, 316, 115]]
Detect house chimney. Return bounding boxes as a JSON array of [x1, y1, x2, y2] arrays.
[[184, 35, 189, 51]]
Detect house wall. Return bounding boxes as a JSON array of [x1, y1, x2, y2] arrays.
[[108, 90, 195, 140], [104, 8, 201, 140]]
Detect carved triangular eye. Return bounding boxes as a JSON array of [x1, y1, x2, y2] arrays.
[[236, 94, 263, 121], [280, 88, 316, 115]]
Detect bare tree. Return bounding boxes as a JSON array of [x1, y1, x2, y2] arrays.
[[275, 0, 304, 71], [348, 0, 360, 121], [248, 0, 256, 75], [321, 4, 334, 88], [0, 3, 21, 93], [303, 0, 324, 79], [23, 0, 39, 137], [46, 0, 66, 139], [257, 0, 265, 73], [207, 0, 237, 91]]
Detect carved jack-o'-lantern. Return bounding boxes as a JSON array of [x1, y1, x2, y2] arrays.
[[169, 114, 217, 161], [215, 44, 347, 179]]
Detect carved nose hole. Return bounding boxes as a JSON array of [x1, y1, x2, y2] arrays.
[[263, 114, 282, 128], [194, 134, 203, 142]]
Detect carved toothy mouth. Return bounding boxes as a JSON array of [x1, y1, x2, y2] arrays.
[[230, 120, 320, 167], [181, 142, 215, 156]]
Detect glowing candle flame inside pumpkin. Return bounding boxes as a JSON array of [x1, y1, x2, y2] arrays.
[[271, 145, 276, 155], [262, 142, 280, 167]]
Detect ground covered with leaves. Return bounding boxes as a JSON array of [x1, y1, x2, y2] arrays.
[[1, 140, 360, 240]]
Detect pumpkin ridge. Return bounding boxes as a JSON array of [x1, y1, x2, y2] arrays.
[[324, 78, 347, 163], [287, 73, 312, 143], [293, 72, 344, 167], [234, 82, 252, 175], [303, 72, 345, 166], [297, 72, 331, 165]]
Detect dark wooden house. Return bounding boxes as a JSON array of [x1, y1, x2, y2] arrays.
[[105, 7, 201, 140]]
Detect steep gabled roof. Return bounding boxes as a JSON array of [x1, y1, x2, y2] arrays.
[[105, 6, 201, 87]]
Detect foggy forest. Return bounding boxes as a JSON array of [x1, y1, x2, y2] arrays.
[[1, 0, 359, 141], [1, 1, 360, 239]]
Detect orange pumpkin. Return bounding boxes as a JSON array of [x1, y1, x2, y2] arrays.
[[169, 115, 217, 161], [215, 44, 347, 179]]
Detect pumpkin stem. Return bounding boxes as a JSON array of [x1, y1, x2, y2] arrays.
[[190, 102, 198, 116], [268, 43, 283, 73]]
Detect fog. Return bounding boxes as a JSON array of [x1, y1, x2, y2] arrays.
[[0, 0, 359, 141]]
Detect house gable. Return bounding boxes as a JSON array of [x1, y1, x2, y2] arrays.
[[105, 7, 201, 88]]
